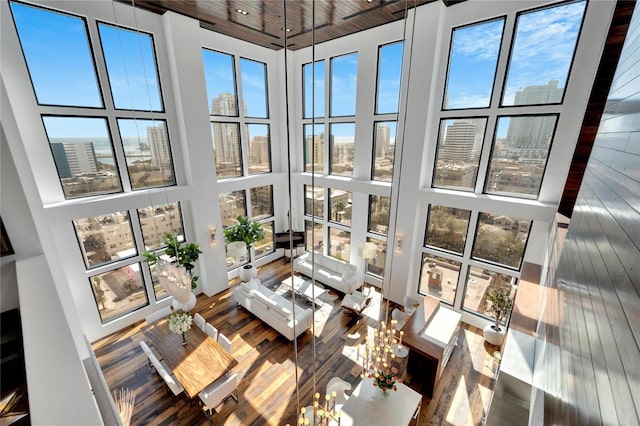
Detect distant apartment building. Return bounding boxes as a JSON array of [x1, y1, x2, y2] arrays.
[[305, 132, 325, 171], [375, 124, 391, 158], [51, 142, 99, 178], [513, 80, 563, 105], [146, 125, 170, 170], [439, 120, 482, 162]]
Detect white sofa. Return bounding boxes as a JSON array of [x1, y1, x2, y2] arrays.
[[234, 278, 313, 341], [293, 252, 361, 295]]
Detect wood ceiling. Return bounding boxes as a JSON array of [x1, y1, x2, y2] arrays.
[[119, 0, 458, 50]]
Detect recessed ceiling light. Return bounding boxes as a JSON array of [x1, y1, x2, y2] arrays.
[[281, 27, 291, 32], [235, 9, 248, 15]]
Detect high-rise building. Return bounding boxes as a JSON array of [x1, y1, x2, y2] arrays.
[[146, 125, 170, 169], [439, 120, 481, 162], [50, 142, 99, 177], [375, 124, 390, 158], [513, 80, 563, 105]]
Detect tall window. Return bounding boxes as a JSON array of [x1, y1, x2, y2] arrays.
[[432, 118, 487, 191], [501, 1, 586, 106], [376, 42, 404, 115], [98, 22, 163, 111], [211, 122, 242, 179], [304, 185, 325, 218], [329, 189, 352, 226], [418, 254, 461, 305], [10, 2, 103, 107], [328, 227, 350, 262], [250, 185, 274, 220], [472, 212, 530, 269], [462, 267, 517, 321], [240, 58, 268, 118], [485, 115, 558, 198], [424, 205, 471, 255], [443, 18, 504, 110], [203, 50, 238, 116], [372, 121, 397, 182], [303, 60, 325, 119], [330, 53, 358, 117], [330, 123, 355, 177], [368, 195, 390, 235]]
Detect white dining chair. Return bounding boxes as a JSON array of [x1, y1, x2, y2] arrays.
[[218, 333, 232, 353], [198, 372, 238, 416], [139, 340, 163, 367], [145, 306, 172, 324], [157, 365, 185, 397], [193, 312, 206, 331], [326, 377, 351, 406], [205, 322, 219, 341]]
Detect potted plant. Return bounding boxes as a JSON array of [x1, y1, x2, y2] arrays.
[[223, 216, 264, 282], [143, 234, 202, 290], [482, 287, 514, 346]]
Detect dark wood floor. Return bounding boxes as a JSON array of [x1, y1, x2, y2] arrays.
[[93, 260, 499, 425]]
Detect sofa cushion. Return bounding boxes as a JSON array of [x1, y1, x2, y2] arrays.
[[338, 262, 356, 280]]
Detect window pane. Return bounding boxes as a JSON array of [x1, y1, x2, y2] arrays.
[[137, 202, 184, 251], [254, 221, 274, 259], [219, 190, 247, 228], [117, 119, 175, 189], [502, 1, 586, 106], [330, 123, 355, 177], [98, 23, 163, 111], [376, 42, 404, 114], [433, 118, 487, 190], [303, 60, 325, 118], [425, 205, 471, 255], [472, 212, 531, 269], [444, 18, 504, 110], [418, 254, 461, 305], [149, 262, 170, 301], [372, 121, 396, 182], [328, 227, 350, 262], [212, 122, 242, 179], [250, 185, 273, 220], [203, 49, 238, 116], [240, 58, 268, 118], [43, 116, 122, 198], [485, 115, 557, 198], [304, 185, 324, 218], [10, 2, 102, 107], [246, 124, 271, 174], [73, 211, 135, 269], [305, 221, 324, 252], [462, 266, 516, 322], [330, 53, 358, 117], [91, 263, 148, 323], [329, 189, 352, 226], [304, 124, 325, 173], [368, 195, 390, 235], [365, 236, 386, 278]]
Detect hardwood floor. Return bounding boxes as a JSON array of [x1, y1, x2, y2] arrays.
[[93, 260, 499, 425]]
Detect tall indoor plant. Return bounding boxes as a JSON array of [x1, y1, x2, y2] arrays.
[[482, 287, 514, 346], [224, 216, 264, 281]]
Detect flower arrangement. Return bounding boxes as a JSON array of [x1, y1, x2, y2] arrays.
[[369, 365, 401, 396], [168, 310, 193, 335]]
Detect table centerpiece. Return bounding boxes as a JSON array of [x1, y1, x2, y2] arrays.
[[168, 310, 193, 346]]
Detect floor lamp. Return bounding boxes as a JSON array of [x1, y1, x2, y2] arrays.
[[357, 242, 377, 285]]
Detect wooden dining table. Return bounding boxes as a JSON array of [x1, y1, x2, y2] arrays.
[[142, 319, 238, 399]]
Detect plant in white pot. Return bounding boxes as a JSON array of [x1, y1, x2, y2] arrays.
[[143, 234, 202, 311], [482, 287, 514, 346], [224, 216, 264, 282]]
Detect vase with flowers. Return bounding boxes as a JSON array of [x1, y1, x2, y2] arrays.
[[369, 365, 401, 399], [168, 310, 193, 346]]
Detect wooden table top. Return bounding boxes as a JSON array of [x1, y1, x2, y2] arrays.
[[400, 297, 445, 360], [143, 319, 238, 399]]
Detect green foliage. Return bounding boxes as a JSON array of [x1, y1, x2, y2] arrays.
[[223, 216, 264, 248], [486, 287, 514, 330], [143, 234, 202, 290]]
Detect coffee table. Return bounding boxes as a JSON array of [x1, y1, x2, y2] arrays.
[[282, 275, 326, 306]]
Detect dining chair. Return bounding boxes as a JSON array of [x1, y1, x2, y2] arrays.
[[193, 312, 206, 331], [145, 306, 172, 324], [218, 333, 232, 353], [205, 322, 219, 341], [139, 340, 163, 367], [157, 365, 185, 397], [197, 372, 238, 416], [403, 296, 421, 315], [392, 308, 410, 330], [326, 377, 352, 406]]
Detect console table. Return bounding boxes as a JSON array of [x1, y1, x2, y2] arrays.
[[401, 297, 462, 397]]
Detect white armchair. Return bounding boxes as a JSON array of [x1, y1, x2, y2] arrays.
[[198, 372, 239, 416], [341, 286, 373, 316], [326, 377, 351, 407]]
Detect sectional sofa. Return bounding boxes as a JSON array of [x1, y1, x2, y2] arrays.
[[234, 278, 313, 341]]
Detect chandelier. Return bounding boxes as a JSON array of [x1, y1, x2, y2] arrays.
[[361, 319, 405, 380], [298, 392, 341, 425]]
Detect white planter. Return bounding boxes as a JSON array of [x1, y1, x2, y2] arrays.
[[239, 264, 257, 282], [483, 324, 506, 346], [173, 291, 197, 312]]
